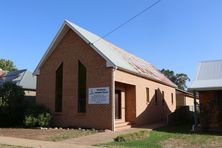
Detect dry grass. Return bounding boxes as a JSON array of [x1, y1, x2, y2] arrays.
[[161, 137, 222, 148]]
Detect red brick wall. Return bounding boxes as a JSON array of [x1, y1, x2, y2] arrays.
[[199, 91, 222, 128], [37, 29, 113, 130], [199, 91, 216, 104]]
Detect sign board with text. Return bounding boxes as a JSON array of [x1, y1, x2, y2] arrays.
[[88, 87, 109, 104]]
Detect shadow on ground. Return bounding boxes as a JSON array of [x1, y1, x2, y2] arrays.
[[153, 124, 222, 136]]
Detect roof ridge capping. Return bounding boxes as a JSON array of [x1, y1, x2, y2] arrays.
[[64, 19, 104, 44], [34, 20, 176, 88], [200, 59, 222, 63]]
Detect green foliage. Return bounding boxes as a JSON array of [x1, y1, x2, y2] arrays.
[[114, 130, 149, 142], [0, 82, 52, 127], [24, 112, 52, 127], [161, 69, 177, 82], [24, 104, 52, 127], [161, 69, 190, 90], [0, 59, 17, 71], [24, 115, 38, 127], [175, 73, 190, 90], [0, 82, 25, 126], [37, 113, 52, 127]]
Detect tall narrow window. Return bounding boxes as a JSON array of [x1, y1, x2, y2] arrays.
[[146, 88, 150, 103], [162, 91, 165, 105], [55, 63, 63, 112], [78, 61, 86, 113], [155, 89, 158, 105], [171, 93, 174, 104]]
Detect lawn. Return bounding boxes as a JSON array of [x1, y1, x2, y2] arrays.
[[100, 124, 222, 148], [0, 128, 99, 141]]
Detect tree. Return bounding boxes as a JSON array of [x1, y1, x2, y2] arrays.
[[160, 69, 176, 83], [0, 59, 17, 71], [175, 73, 190, 90], [161, 69, 190, 90], [0, 82, 52, 127]]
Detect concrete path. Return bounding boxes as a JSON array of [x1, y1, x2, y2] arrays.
[[0, 136, 94, 148], [62, 122, 165, 146]]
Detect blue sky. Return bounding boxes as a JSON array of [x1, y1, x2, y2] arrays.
[[1, 0, 222, 85]]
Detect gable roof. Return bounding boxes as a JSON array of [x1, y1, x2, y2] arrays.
[[0, 69, 36, 90], [34, 20, 176, 88], [189, 59, 222, 91], [176, 88, 196, 98]]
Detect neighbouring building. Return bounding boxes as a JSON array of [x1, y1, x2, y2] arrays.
[[0, 69, 5, 77], [0, 69, 36, 102], [176, 88, 198, 111], [34, 20, 177, 131], [189, 60, 222, 130]]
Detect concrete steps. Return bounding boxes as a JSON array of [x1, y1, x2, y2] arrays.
[[115, 120, 131, 131]]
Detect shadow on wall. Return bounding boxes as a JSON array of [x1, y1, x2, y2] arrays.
[[135, 88, 172, 126]]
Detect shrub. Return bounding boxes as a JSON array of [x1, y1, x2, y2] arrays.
[[24, 115, 38, 127], [37, 113, 52, 127], [25, 104, 49, 116], [0, 82, 52, 127], [0, 82, 25, 126], [114, 130, 149, 142], [24, 104, 52, 127]]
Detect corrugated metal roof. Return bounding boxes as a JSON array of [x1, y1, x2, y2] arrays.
[[189, 60, 222, 91], [68, 21, 176, 87], [0, 69, 36, 90], [67, 21, 137, 72], [34, 20, 176, 88]]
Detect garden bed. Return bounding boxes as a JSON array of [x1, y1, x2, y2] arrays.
[[0, 128, 99, 141]]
